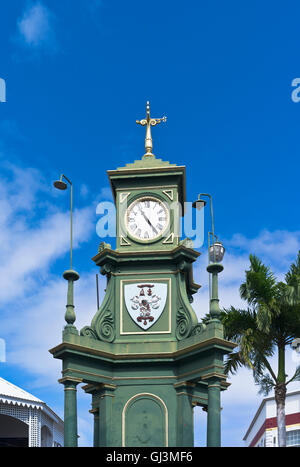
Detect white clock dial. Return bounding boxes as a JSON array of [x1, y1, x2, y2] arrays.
[[125, 197, 169, 241]]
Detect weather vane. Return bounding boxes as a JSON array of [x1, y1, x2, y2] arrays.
[[136, 101, 166, 157]]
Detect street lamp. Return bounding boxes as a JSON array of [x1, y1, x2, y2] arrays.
[[208, 235, 225, 278], [193, 193, 226, 448], [53, 174, 79, 333], [209, 241, 225, 264], [192, 193, 225, 321], [53, 174, 74, 270]]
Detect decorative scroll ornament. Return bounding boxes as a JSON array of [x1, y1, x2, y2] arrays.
[[191, 322, 206, 335], [81, 309, 115, 343], [80, 326, 97, 340], [95, 309, 115, 342], [125, 283, 167, 330], [175, 306, 194, 340], [80, 273, 116, 343]]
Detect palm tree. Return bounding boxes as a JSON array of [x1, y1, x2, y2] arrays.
[[220, 252, 300, 447]]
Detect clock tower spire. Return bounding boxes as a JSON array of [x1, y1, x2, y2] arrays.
[[136, 101, 166, 157]]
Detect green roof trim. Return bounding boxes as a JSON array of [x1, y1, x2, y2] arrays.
[[116, 154, 177, 171]]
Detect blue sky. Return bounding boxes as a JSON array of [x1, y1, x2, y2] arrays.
[[0, 0, 300, 447]]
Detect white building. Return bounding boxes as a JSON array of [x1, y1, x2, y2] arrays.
[[243, 390, 300, 447], [0, 377, 63, 447]]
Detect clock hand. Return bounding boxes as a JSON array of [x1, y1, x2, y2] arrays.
[[143, 212, 158, 234], [138, 206, 158, 235]]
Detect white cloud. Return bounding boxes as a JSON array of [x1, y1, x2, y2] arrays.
[[4, 272, 101, 383], [0, 161, 103, 445], [0, 163, 95, 304], [0, 161, 112, 392], [17, 2, 56, 51], [192, 229, 300, 319], [227, 229, 300, 276]]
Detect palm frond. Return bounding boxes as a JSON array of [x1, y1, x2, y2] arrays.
[[285, 251, 300, 285], [286, 366, 300, 384], [282, 283, 300, 306], [240, 254, 277, 306], [221, 306, 256, 341], [255, 373, 275, 396], [224, 350, 249, 375], [240, 328, 255, 368], [256, 301, 273, 332]]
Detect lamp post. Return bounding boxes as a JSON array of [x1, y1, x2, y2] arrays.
[[193, 193, 225, 448], [192, 193, 225, 320], [53, 174, 79, 333], [54, 175, 80, 447], [207, 240, 225, 320]]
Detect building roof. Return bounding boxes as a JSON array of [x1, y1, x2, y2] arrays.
[[107, 155, 187, 210], [0, 377, 63, 424], [0, 377, 43, 408], [243, 390, 300, 441], [114, 154, 178, 171]]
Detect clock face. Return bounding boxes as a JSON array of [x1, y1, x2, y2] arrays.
[[125, 196, 169, 241]]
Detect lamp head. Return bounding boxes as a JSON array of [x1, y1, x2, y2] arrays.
[[53, 179, 68, 190], [192, 198, 207, 210], [209, 241, 225, 263]]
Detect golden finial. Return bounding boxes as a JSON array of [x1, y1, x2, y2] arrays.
[[136, 101, 167, 157]]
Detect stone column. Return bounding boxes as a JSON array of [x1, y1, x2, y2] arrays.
[[59, 377, 81, 447], [174, 382, 195, 447], [98, 384, 117, 447], [206, 377, 221, 447], [91, 392, 101, 447], [89, 408, 99, 447], [83, 383, 116, 447]]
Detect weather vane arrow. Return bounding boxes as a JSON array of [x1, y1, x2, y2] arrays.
[[136, 101, 167, 157]]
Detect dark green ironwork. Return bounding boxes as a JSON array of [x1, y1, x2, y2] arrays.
[[50, 152, 235, 447]]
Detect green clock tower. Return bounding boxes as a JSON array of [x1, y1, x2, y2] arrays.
[[50, 102, 235, 447]]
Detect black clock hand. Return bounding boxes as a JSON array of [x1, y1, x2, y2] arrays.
[[138, 206, 158, 235]]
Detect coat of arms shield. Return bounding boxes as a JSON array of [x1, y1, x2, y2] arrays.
[[124, 282, 168, 330]]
